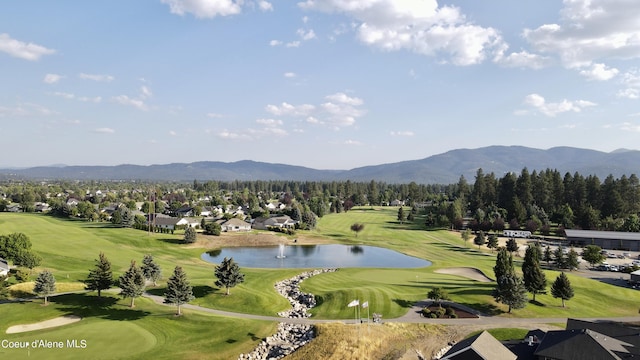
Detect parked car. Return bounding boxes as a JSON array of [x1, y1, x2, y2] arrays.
[[609, 265, 619, 272]]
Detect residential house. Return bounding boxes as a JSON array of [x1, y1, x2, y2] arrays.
[[175, 206, 195, 217], [154, 216, 189, 231], [252, 215, 297, 230], [441, 330, 517, 360], [390, 199, 405, 206], [34, 202, 51, 212], [221, 218, 251, 232], [0, 257, 9, 277], [6, 204, 21, 212]]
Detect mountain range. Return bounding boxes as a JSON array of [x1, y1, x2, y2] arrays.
[[1, 146, 638, 184]]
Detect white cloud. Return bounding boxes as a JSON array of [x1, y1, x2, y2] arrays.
[[390, 131, 414, 136], [53, 92, 75, 100], [216, 130, 252, 140], [140, 85, 153, 99], [256, 118, 283, 126], [258, 0, 273, 11], [299, 0, 504, 66], [620, 122, 640, 132], [52, 92, 101, 103], [286, 41, 301, 48], [266, 92, 366, 129], [207, 112, 225, 118], [269, 40, 282, 46], [579, 63, 619, 81], [284, 72, 297, 78], [0, 103, 56, 117], [265, 102, 315, 116], [524, 0, 640, 69], [112, 95, 147, 111], [302, 16, 309, 24], [43, 74, 63, 84], [523, 93, 597, 117], [161, 0, 243, 18], [169, 130, 178, 136], [94, 128, 115, 134], [344, 139, 363, 145], [617, 88, 639, 99], [495, 50, 551, 69], [79, 73, 114, 82], [0, 33, 55, 61], [297, 28, 316, 41]]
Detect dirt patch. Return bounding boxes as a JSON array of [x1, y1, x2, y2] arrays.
[[435, 267, 493, 282], [195, 231, 331, 249], [6, 315, 82, 334]]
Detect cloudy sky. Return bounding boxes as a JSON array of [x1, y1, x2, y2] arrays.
[[1, 0, 639, 169]]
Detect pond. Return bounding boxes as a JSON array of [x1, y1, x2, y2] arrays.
[[200, 244, 432, 269]]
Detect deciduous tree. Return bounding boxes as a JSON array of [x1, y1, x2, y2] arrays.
[[427, 287, 450, 307], [350, 223, 365, 237], [581, 245, 606, 268]]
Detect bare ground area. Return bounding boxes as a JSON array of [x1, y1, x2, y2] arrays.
[[6, 315, 82, 334], [434, 267, 494, 282], [193, 231, 332, 249]]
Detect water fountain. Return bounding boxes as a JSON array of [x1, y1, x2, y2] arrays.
[[276, 243, 286, 259]]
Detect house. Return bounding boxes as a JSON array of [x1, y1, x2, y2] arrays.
[[221, 218, 251, 232], [452, 319, 640, 360], [0, 257, 10, 277], [630, 269, 640, 284], [390, 199, 405, 206], [154, 216, 189, 230], [252, 215, 297, 230], [441, 330, 517, 360], [175, 206, 195, 217], [34, 202, 51, 212]]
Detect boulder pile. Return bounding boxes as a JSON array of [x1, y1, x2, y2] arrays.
[[238, 268, 338, 360]]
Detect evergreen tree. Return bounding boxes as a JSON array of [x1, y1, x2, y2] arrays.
[[494, 247, 515, 283], [461, 229, 472, 246], [522, 244, 546, 301], [551, 272, 574, 307], [0, 275, 9, 300], [474, 230, 486, 249], [85, 252, 113, 298], [554, 246, 566, 269], [397, 207, 405, 224], [183, 226, 197, 244], [119, 261, 146, 308], [543, 245, 553, 265], [493, 273, 528, 313], [214, 257, 245, 295], [506, 238, 519, 255], [164, 266, 194, 316], [141, 254, 161, 286], [487, 234, 499, 252], [33, 270, 56, 306], [566, 248, 580, 271]]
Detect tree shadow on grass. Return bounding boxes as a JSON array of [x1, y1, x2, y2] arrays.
[[457, 302, 502, 316], [52, 293, 150, 321], [192, 285, 217, 298], [247, 332, 261, 341], [156, 238, 184, 245], [392, 299, 415, 308], [529, 299, 546, 307]]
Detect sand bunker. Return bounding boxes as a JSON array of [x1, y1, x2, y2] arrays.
[[6, 315, 82, 334], [435, 267, 493, 282]]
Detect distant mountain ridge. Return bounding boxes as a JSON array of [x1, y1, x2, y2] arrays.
[[1, 146, 638, 184]]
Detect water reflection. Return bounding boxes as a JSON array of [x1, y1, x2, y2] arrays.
[[200, 244, 431, 269]]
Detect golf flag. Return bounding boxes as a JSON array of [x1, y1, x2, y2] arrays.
[[361, 301, 368, 308], [347, 299, 360, 307]]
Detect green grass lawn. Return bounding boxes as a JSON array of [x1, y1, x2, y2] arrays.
[[3, 209, 640, 358], [0, 293, 276, 360]]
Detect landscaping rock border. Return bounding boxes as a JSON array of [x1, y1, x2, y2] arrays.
[[238, 268, 337, 360]]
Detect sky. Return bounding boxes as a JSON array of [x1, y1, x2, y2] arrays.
[[1, 0, 639, 170]]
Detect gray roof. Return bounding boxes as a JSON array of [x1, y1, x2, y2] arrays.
[[442, 331, 517, 360], [565, 229, 640, 241], [0, 257, 9, 270], [534, 328, 634, 360]]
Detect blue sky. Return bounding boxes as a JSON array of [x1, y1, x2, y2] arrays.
[[1, 0, 639, 169]]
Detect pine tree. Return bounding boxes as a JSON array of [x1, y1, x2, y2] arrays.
[[551, 272, 574, 307], [493, 273, 528, 313], [566, 248, 579, 271], [506, 238, 519, 255], [474, 230, 486, 249], [33, 270, 56, 306], [183, 226, 197, 244], [119, 260, 146, 308], [164, 266, 194, 316], [522, 244, 546, 301], [554, 246, 566, 269], [141, 254, 161, 286], [214, 257, 245, 295], [494, 247, 514, 281], [85, 252, 113, 298], [397, 207, 405, 224], [543, 245, 553, 265], [487, 234, 499, 252]]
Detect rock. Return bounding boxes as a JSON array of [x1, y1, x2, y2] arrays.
[[238, 268, 337, 360]]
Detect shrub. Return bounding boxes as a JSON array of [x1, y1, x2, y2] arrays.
[[435, 307, 446, 318], [445, 307, 456, 316], [15, 270, 29, 282], [429, 313, 438, 318], [449, 313, 458, 318], [421, 308, 431, 317]]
